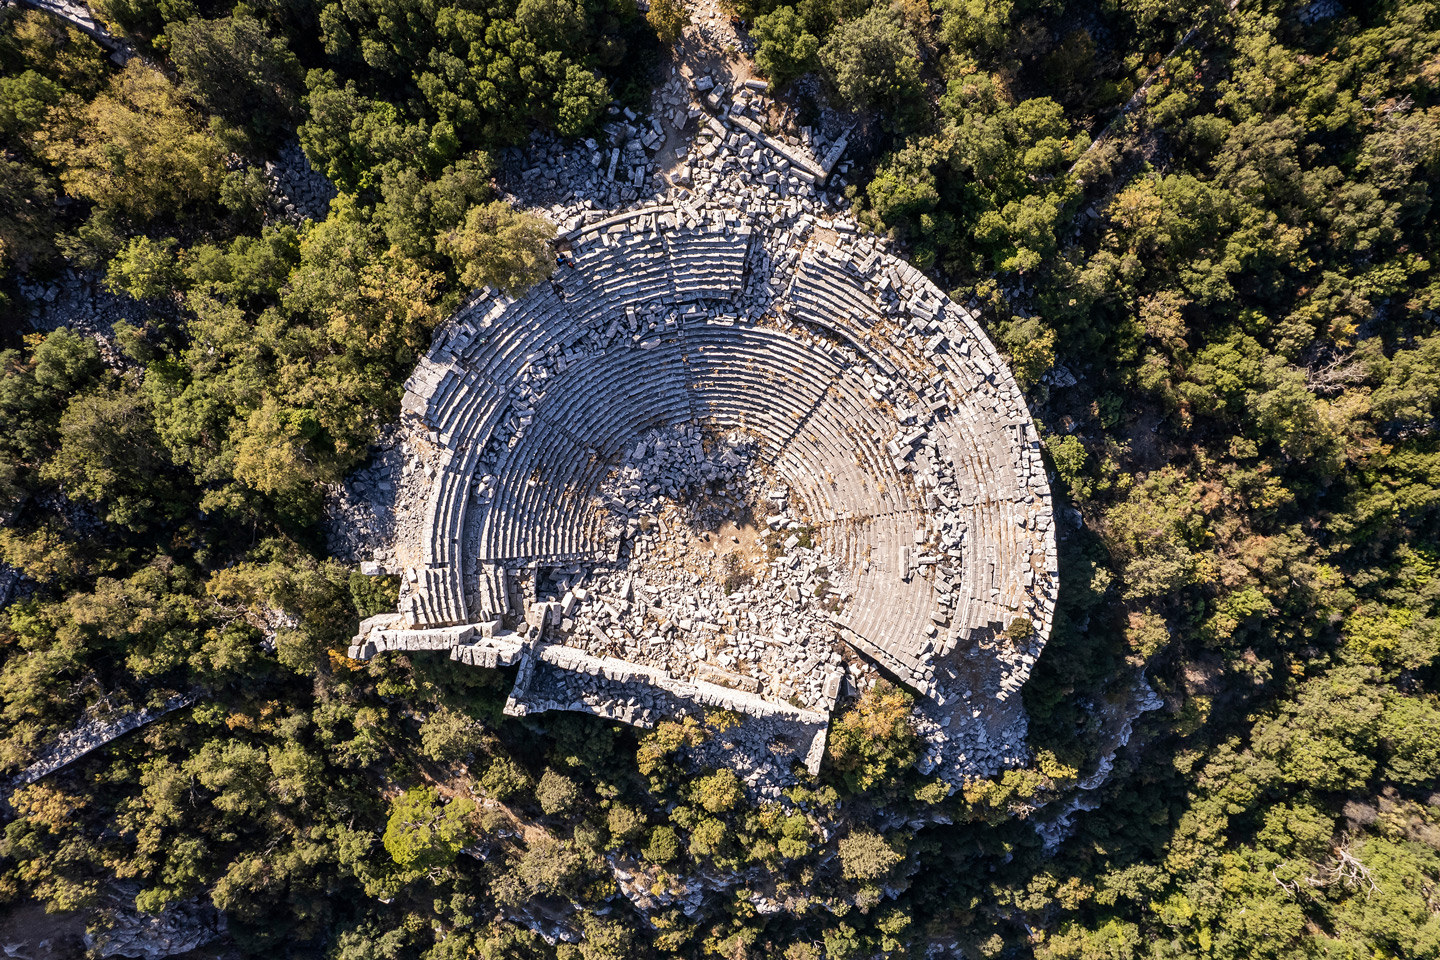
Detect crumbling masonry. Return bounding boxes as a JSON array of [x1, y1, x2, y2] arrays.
[[349, 75, 1057, 795]]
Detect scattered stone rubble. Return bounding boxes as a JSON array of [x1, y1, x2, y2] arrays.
[[559, 425, 852, 714], [1298, 0, 1342, 24], [326, 424, 404, 569], [15, 269, 143, 348], [261, 140, 339, 225], [338, 57, 1058, 793], [680, 0, 755, 56], [497, 65, 856, 220]]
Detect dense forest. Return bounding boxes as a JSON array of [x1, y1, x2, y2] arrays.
[[1, 0, 1439, 956]]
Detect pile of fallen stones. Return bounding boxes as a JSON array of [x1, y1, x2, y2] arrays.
[[499, 65, 853, 233], [551, 424, 858, 714], [263, 140, 338, 225], [15, 269, 142, 350], [324, 424, 406, 573]]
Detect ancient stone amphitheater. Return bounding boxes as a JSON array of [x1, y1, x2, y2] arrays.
[[350, 76, 1057, 794]]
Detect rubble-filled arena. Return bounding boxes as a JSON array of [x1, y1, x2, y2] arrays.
[[347, 73, 1058, 795]]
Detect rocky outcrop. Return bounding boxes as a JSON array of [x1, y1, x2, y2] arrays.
[[85, 897, 225, 959]]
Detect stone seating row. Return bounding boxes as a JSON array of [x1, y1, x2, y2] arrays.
[[405, 566, 466, 627], [565, 229, 748, 319], [772, 374, 918, 525], [682, 326, 836, 445], [683, 331, 841, 401], [416, 397, 514, 621], [561, 204, 679, 243], [539, 338, 696, 464], [398, 201, 1057, 725], [406, 227, 748, 621], [476, 341, 695, 562], [827, 512, 942, 684], [787, 253, 889, 330], [781, 242, 1059, 675], [476, 424, 604, 562]]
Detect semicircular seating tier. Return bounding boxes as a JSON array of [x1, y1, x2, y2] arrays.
[[373, 202, 1057, 778], [391, 203, 1056, 692]]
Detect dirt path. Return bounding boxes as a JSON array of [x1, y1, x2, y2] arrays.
[[645, 0, 759, 182]]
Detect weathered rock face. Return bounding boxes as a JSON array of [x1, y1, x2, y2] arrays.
[[333, 62, 1057, 793], [85, 899, 226, 960], [1031, 672, 1166, 853]]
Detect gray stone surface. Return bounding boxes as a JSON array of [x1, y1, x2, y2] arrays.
[[261, 140, 338, 225], [85, 893, 225, 960], [12, 693, 198, 788], [336, 74, 1058, 791]]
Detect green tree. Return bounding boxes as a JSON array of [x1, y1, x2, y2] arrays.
[[817, 7, 924, 119], [837, 829, 903, 880], [516, 0, 587, 49], [0, 159, 57, 274], [374, 153, 495, 261], [419, 707, 487, 763], [493, 835, 586, 904], [480, 757, 532, 800], [822, 923, 862, 960], [0, 328, 104, 474], [687, 817, 728, 859], [105, 236, 180, 300], [606, 804, 645, 846], [536, 768, 580, 816], [643, 824, 680, 863], [578, 916, 634, 960], [382, 786, 475, 872], [436, 201, 555, 294], [0, 70, 64, 146], [1378, 693, 1440, 787], [43, 61, 225, 224], [691, 768, 743, 814], [168, 12, 302, 142], [866, 139, 941, 228], [645, 0, 689, 45], [826, 682, 919, 793], [41, 385, 188, 531], [753, 6, 819, 87]]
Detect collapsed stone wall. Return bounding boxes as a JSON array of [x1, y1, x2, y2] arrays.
[[10, 693, 198, 789], [506, 642, 831, 789]]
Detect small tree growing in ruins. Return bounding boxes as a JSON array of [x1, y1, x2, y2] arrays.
[[646, 0, 689, 45]]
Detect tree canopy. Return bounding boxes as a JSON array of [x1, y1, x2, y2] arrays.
[[2, 0, 1440, 958]]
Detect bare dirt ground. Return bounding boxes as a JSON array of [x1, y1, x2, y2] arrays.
[[648, 0, 756, 181]]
